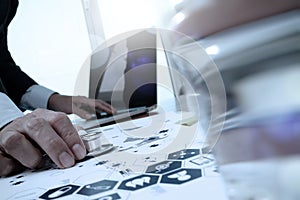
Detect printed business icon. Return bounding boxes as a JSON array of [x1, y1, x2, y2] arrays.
[[160, 168, 202, 185], [146, 161, 182, 174], [95, 193, 121, 200], [118, 175, 159, 191], [39, 184, 80, 199], [190, 155, 214, 167], [77, 180, 118, 196], [168, 149, 200, 160]]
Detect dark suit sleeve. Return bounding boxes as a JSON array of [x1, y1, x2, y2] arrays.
[[0, 0, 37, 106], [0, 30, 37, 106], [0, 79, 7, 94]]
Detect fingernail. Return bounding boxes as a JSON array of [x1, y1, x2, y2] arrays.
[[72, 144, 86, 160], [59, 152, 74, 168]]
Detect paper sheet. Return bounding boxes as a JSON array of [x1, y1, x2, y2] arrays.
[[0, 112, 228, 200]]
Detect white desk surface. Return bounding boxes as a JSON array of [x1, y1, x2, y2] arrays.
[[0, 110, 228, 200]]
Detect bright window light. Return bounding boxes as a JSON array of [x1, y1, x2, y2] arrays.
[[169, 0, 184, 7], [205, 45, 220, 55], [173, 12, 185, 24], [97, 0, 159, 39]]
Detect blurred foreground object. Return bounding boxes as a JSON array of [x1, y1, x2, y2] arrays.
[[167, 0, 300, 199]]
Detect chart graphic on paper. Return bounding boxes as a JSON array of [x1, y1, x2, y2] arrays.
[[0, 112, 227, 200]]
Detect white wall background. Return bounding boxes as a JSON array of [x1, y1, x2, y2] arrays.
[[8, 0, 91, 95], [7, 0, 177, 97]]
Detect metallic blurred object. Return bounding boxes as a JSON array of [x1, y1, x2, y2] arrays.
[[79, 129, 115, 157], [171, 0, 299, 40], [164, 1, 300, 199], [81, 132, 102, 152]]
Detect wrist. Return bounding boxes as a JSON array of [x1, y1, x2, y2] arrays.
[[48, 93, 59, 110], [48, 93, 70, 112], [0, 120, 12, 131]]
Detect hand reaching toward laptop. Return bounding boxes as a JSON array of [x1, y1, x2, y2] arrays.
[[48, 94, 116, 120]]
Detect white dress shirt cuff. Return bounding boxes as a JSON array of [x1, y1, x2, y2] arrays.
[[20, 85, 57, 110], [0, 93, 24, 129]]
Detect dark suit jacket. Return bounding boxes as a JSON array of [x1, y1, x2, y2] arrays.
[[0, 0, 36, 105]]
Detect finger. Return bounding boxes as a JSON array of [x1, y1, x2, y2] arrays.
[[74, 107, 94, 120], [77, 96, 116, 114], [72, 96, 116, 117], [0, 152, 25, 177], [94, 99, 116, 114], [0, 128, 43, 169], [21, 115, 76, 169], [37, 110, 86, 161]]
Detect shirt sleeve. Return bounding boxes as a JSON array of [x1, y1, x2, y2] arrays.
[[0, 92, 23, 129], [19, 85, 57, 110]]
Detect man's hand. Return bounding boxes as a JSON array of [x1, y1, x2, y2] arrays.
[[48, 94, 116, 120], [0, 109, 86, 177]]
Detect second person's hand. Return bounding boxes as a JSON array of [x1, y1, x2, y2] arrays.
[[48, 94, 116, 120]]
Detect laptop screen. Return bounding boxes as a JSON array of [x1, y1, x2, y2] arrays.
[[89, 29, 157, 110]]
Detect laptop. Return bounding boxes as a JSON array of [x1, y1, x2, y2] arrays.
[[80, 29, 157, 129]]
